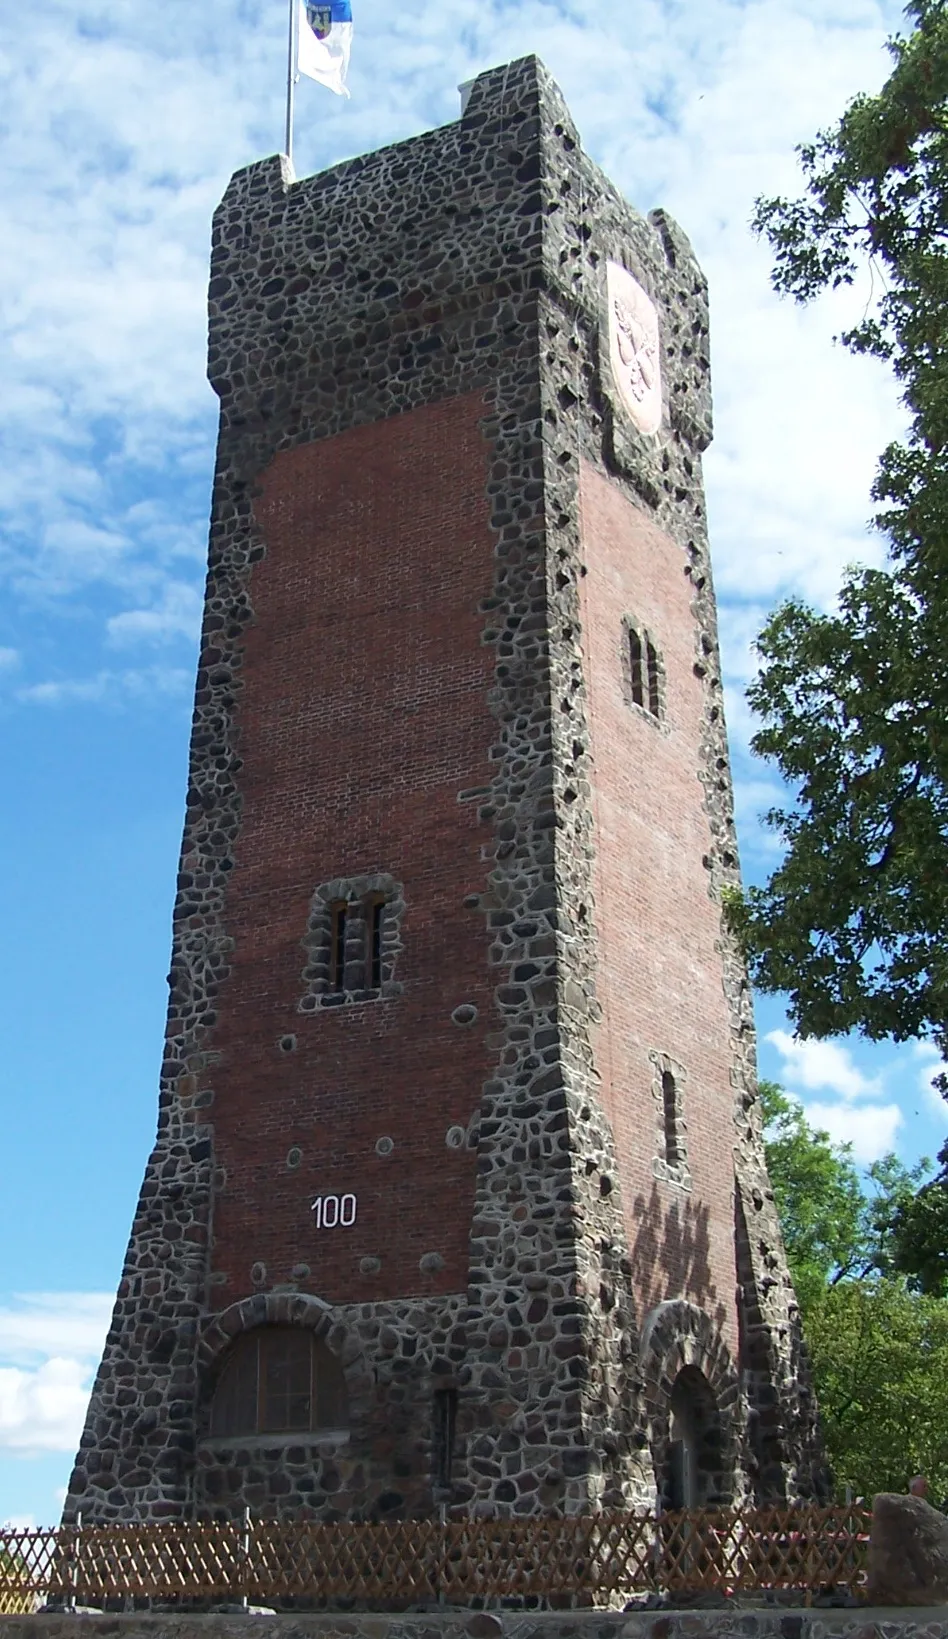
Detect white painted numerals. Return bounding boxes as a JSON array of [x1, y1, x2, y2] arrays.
[[311, 1192, 357, 1229]]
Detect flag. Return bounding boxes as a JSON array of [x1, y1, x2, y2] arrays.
[[298, 0, 353, 98]]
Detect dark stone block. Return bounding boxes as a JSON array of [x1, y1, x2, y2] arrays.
[[867, 1492, 948, 1604]]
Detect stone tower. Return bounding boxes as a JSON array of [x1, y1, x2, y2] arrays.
[[65, 57, 823, 1526]]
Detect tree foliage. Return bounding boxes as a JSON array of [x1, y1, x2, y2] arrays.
[[761, 1084, 948, 1498], [804, 1280, 948, 1498], [734, 0, 948, 1284], [759, 1081, 921, 1308]]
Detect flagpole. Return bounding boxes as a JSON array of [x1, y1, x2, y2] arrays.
[[285, 0, 297, 162]]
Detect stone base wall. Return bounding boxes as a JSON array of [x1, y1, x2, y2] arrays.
[[7, 1608, 948, 1639], [194, 1292, 465, 1518]]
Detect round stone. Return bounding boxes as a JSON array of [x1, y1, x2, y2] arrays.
[[375, 1136, 394, 1156], [451, 1003, 478, 1026], [359, 1255, 381, 1275], [250, 1262, 266, 1286], [286, 1146, 302, 1169], [466, 1617, 503, 1638], [445, 1126, 466, 1149], [419, 1251, 445, 1273]]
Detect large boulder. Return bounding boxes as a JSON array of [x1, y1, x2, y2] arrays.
[[866, 1491, 948, 1605]]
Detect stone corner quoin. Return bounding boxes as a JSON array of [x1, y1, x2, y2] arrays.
[[64, 53, 826, 1529]]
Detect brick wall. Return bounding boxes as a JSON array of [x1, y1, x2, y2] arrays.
[[577, 463, 737, 1351], [208, 395, 496, 1306]]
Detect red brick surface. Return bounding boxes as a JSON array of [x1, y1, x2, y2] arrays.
[[577, 462, 738, 1350], [205, 394, 496, 1307]]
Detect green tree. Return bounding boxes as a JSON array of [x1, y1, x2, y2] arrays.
[[759, 1081, 870, 1313], [760, 1080, 925, 1311], [760, 1085, 948, 1496], [730, 0, 948, 1286], [804, 1280, 948, 1498]]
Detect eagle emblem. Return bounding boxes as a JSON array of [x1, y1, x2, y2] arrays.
[[306, 4, 333, 38]]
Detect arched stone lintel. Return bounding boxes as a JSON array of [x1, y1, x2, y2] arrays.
[[198, 1292, 369, 1374], [198, 1292, 332, 1368], [196, 1294, 375, 1444], [640, 1299, 735, 1387]]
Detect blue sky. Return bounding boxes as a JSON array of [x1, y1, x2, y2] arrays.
[[1, 0, 944, 1527]]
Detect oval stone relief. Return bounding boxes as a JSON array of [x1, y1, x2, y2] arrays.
[[607, 262, 662, 436]]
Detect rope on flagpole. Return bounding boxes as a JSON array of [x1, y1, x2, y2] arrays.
[[285, 0, 297, 162]]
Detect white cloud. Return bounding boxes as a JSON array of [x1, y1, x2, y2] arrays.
[[0, 1295, 113, 1369], [1, 0, 903, 862], [0, 1360, 94, 1456], [32, 520, 132, 587], [16, 666, 191, 706], [107, 581, 203, 646], [766, 1028, 882, 1102], [0, 0, 906, 658], [765, 1030, 918, 1163], [801, 1099, 903, 1164], [0, 1295, 111, 1458], [16, 677, 110, 707], [912, 1042, 948, 1120]]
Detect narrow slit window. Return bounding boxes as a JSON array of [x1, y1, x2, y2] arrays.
[[662, 1069, 681, 1166], [627, 621, 662, 720], [646, 637, 661, 718], [330, 901, 348, 992], [628, 627, 645, 708], [432, 1387, 457, 1493], [366, 897, 384, 990]]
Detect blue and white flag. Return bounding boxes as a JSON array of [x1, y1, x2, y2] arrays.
[[298, 0, 352, 97]]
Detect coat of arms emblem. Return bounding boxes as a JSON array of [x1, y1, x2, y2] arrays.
[[606, 262, 662, 437], [306, 3, 333, 38]]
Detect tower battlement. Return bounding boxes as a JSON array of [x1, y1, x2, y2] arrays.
[[205, 59, 710, 475], [65, 55, 823, 1531]]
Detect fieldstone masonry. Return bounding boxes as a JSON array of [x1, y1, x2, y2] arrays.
[[10, 1614, 948, 1639], [64, 56, 825, 1532]]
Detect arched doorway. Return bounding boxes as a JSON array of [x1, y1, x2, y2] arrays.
[[663, 1365, 721, 1509], [639, 1299, 740, 1507]]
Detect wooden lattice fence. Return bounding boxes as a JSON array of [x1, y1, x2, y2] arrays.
[[0, 1505, 870, 1611]]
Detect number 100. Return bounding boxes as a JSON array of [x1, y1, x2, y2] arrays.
[[311, 1193, 357, 1229]]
